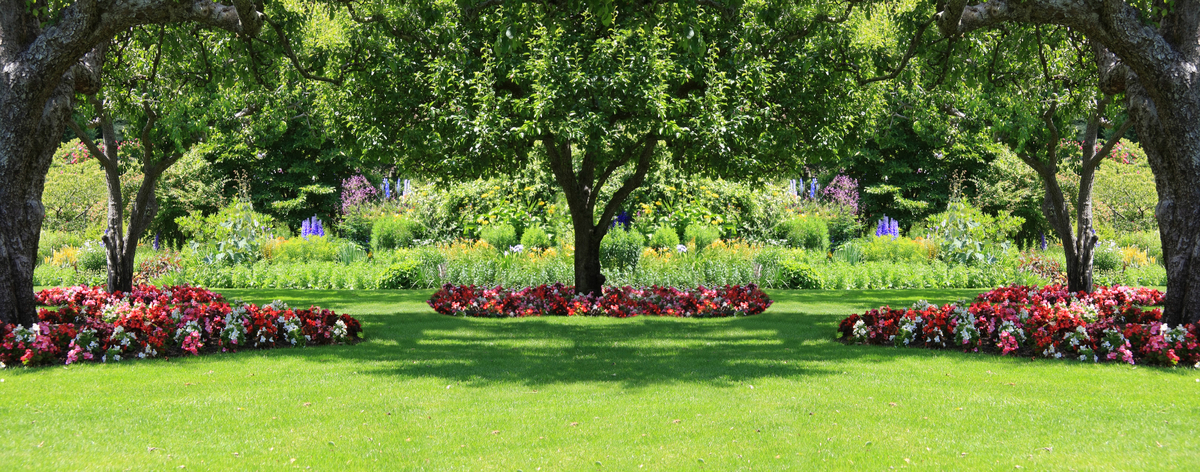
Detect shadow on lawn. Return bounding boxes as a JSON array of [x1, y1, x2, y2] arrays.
[[211, 288, 983, 388]]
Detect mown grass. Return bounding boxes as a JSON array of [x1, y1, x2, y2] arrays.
[[2, 288, 1198, 470]]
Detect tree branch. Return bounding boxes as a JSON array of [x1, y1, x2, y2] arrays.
[[265, 16, 343, 86], [857, 18, 932, 85], [598, 133, 657, 230]]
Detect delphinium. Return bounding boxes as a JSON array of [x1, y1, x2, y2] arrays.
[[340, 175, 378, 214], [382, 179, 392, 199], [153, 232, 161, 251], [809, 178, 818, 199], [611, 211, 633, 230], [875, 216, 899, 238], [1040, 232, 1047, 251], [301, 216, 325, 239]]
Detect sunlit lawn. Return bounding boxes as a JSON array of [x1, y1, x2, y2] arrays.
[[2, 288, 1197, 470]]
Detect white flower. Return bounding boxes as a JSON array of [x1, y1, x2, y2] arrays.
[[676, 244, 688, 253]]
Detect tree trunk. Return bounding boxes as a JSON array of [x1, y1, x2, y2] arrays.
[[541, 132, 658, 296], [1126, 81, 1200, 325], [0, 77, 76, 327], [572, 218, 608, 296]]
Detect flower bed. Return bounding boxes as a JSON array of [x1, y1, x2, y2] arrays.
[[837, 284, 1198, 366], [427, 283, 773, 318], [1, 285, 362, 367]]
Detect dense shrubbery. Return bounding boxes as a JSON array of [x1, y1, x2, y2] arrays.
[[428, 283, 772, 318], [1, 285, 361, 367], [371, 216, 421, 251], [838, 284, 1195, 367]]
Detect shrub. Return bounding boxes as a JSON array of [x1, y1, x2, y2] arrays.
[[339, 211, 374, 248], [1093, 240, 1122, 272], [835, 236, 930, 263], [520, 226, 553, 250], [683, 223, 720, 252], [479, 224, 518, 252], [266, 236, 359, 263], [601, 228, 643, 271], [777, 216, 829, 251], [372, 216, 421, 251], [77, 241, 107, 272], [778, 259, 820, 289], [378, 259, 422, 289], [647, 226, 680, 250]]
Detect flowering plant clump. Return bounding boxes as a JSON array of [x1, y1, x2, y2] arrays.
[[1, 285, 362, 367], [837, 284, 1199, 367], [428, 283, 772, 318]]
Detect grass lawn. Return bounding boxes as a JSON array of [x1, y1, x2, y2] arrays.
[[2, 288, 1198, 470]]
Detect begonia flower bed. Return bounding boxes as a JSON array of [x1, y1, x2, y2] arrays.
[[1, 285, 362, 367], [428, 283, 772, 318], [837, 284, 1200, 366]]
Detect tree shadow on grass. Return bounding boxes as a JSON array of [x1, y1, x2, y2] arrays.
[[205, 288, 996, 388]]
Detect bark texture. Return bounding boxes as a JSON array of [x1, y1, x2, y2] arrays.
[[543, 133, 657, 296], [938, 0, 1200, 323], [0, 0, 262, 326]]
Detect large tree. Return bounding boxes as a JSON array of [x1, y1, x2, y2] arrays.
[[329, 0, 881, 295], [933, 0, 1200, 324], [0, 0, 262, 326]]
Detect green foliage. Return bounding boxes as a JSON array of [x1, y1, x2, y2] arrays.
[[647, 227, 680, 250], [41, 141, 107, 233], [340, 211, 375, 248], [520, 226, 552, 250], [600, 228, 643, 271], [919, 200, 1022, 265], [178, 201, 277, 265], [777, 217, 830, 251], [835, 236, 932, 263], [778, 259, 820, 289], [371, 216, 422, 251], [267, 236, 362, 263], [478, 224, 517, 252], [37, 231, 84, 268], [1091, 144, 1158, 233], [1093, 240, 1123, 272], [378, 259, 422, 289], [77, 241, 107, 272], [1116, 231, 1163, 265], [683, 224, 720, 253]]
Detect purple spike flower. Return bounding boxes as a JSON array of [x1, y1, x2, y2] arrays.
[[383, 179, 391, 200], [1040, 232, 1047, 251], [809, 178, 818, 199], [153, 232, 161, 251]]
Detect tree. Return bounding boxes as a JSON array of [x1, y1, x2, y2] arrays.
[[329, 0, 880, 295], [0, 0, 264, 326], [947, 26, 1133, 292], [933, 0, 1200, 324]]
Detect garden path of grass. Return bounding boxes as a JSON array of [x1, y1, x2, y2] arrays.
[[2, 288, 1198, 470]]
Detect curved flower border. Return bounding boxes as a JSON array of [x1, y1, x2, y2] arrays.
[[837, 284, 1198, 367], [2, 285, 362, 367], [428, 283, 773, 318]]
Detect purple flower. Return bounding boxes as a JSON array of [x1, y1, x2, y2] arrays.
[[822, 175, 859, 214], [876, 216, 899, 238], [340, 175, 379, 214], [1040, 232, 1047, 251], [809, 178, 818, 199], [611, 211, 633, 229], [153, 232, 161, 251], [383, 179, 391, 200], [301, 216, 325, 239]]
